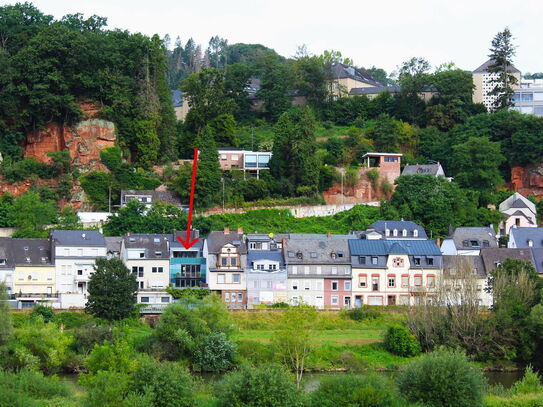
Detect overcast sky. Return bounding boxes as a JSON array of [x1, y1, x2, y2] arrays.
[[6, 0, 543, 74]]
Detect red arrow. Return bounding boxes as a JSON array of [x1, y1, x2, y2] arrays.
[[177, 148, 199, 249]]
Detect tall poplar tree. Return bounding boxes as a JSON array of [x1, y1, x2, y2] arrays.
[[488, 28, 518, 111]]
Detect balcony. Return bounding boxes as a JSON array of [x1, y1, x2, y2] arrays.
[[170, 258, 206, 265], [11, 293, 59, 299]]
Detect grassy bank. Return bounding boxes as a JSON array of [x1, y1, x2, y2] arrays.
[[232, 309, 412, 371]]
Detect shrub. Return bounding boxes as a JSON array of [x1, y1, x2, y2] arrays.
[[346, 306, 380, 321], [309, 374, 400, 407], [217, 364, 303, 407], [192, 332, 236, 372], [510, 365, 543, 395], [237, 340, 274, 364], [269, 302, 290, 309], [72, 323, 114, 354], [397, 349, 486, 407], [30, 304, 55, 323], [384, 325, 421, 357]]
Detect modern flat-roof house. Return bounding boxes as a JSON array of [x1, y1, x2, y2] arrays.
[[349, 239, 442, 306], [120, 189, 182, 209], [361, 152, 403, 184], [472, 59, 522, 112], [245, 234, 288, 308], [498, 192, 537, 235], [440, 227, 498, 256], [512, 79, 543, 117], [508, 227, 543, 249], [169, 230, 206, 288], [218, 148, 272, 179], [285, 234, 352, 309], [120, 234, 172, 305], [204, 228, 248, 309]]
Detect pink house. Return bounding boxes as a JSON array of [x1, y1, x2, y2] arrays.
[[324, 277, 352, 309]]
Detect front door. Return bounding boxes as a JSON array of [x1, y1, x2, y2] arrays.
[[372, 277, 379, 291], [387, 295, 396, 305], [355, 296, 363, 308], [315, 296, 324, 309]]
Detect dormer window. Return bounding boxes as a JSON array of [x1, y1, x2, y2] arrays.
[[330, 252, 337, 259], [0, 259, 5, 265], [288, 251, 295, 258], [470, 240, 479, 247], [393, 229, 398, 237], [528, 239, 534, 247], [413, 229, 418, 237], [129, 237, 136, 242], [385, 229, 390, 237], [402, 229, 407, 237], [337, 251, 344, 258], [462, 240, 469, 247], [310, 252, 317, 258], [483, 240, 490, 248], [296, 251, 303, 259], [155, 251, 162, 256], [153, 238, 160, 243]]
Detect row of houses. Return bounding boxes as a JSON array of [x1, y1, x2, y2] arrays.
[[2, 214, 543, 310]]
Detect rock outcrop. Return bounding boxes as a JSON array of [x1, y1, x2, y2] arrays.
[[509, 165, 543, 198]]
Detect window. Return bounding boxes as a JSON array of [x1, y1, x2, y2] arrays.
[[231, 154, 238, 160], [384, 156, 398, 162], [153, 238, 160, 243], [388, 276, 395, 288], [385, 229, 390, 237], [257, 264, 265, 270], [392, 257, 404, 267], [78, 270, 83, 276], [402, 229, 407, 237], [344, 296, 351, 307], [292, 280, 299, 290], [304, 281, 311, 290], [401, 275, 409, 288], [231, 258, 237, 267], [132, 266, 143, 277], [292, 266, 298, 274], [427, 275, 435, 288], [413, 229, 418, 237], [152, 267, 163, 273], [233, 274, 240, 283], [154, 251, 162, 256], [414, 275, 422, 286], [304, 266, 309, 275], [359, 275, 367, 288], [139, 281, 144, 289], [413, 257, 421, 265], [393, 229, 398, 236], [427, 257, 434, 266], [225, 292, 230, 302], [528, 239, 534, 247], [288, 251, 295, 258], [344, 281, 351, 290], [371, 256, 378, 265], [331, 296, 339, 305], [316, 281, 323, 290], [221, 257, 227, 266], [470, 240, 480, 247], [359, 256, 366, 265], [316, 266, 322, 274], [139, 252, 145, 258], [331, 267, 337, 274], [332, 281, 338, 291], [217, 274, 225, 284], [161, 297, 170, 303], [221, 154, 227, 160], [140, 297, 149, 303], [462, 240, 469, 247], [238, 293, 243, 302], [310, 252, 317, 258], [269, 264, 277, 270], [344, 266, 350, 275], [483, 240, 490, 248]]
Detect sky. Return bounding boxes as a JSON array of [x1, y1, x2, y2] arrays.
[[5, 0, 543, 75]]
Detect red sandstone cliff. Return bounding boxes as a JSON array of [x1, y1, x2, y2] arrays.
[[509, 165, 543, 198]]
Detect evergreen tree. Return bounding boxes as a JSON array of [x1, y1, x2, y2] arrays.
[[86, 258, 137, 321], [0, 282, 12, 346], [488, 28, 518, 111]]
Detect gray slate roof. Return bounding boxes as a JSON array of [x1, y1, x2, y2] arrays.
[[205, 231, 247, 254], [171, 90, 184, 107], [442, 255, 486, 277], [329, 63, 382, 86], [480, 248, 534, 274], [449, 227, 497, 250], [473, 59, 520, 74], [105, 237, 122, 255], [0, 238, 52, 267], [401, 164, 443, 177], [530, 248, 543, 274], [123, 234, 170, 259], [510, 227, 543, 248], [367, 220, 428, 239], [349, 239, 441, 256], [285, 238, 351, 265], [349, 85, 401, 95], [51, 230, 106, 247], [170, 230, 203, 250], [248, 251, 284, 267]]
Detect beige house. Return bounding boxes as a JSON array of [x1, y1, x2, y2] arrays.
[[328, 62, 382, 98]]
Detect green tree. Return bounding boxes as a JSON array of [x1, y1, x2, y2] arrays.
[[256, 54, 292, 120], [452, 137, 505, 194], [133, 120, 160, 169], [9, 191, 57, 237], [217, 364, 303, 407], [0, 282, 12, 346], [384, 325, 421, 357], [396, 57, 431, 123], [270, 107, 319, 195], [85, 258, 137, 321], [397, 349, 486, 407], [488, 28, 518, 111], [272, 306, 317, 388], [181, 68, 235, 134]]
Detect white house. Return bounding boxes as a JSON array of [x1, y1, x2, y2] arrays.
[[440, 227, 498, 256], [498, 192, 537, 235]]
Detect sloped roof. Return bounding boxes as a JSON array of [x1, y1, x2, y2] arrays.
[[171, 90, 184, 107], [248, 250, 284, 267], [473, 59, 520, 74], [368, 220, 428, 239], [442, 255, 486, 277], [0, 238, 53, 267], [349, 85, 401, 95], [105, 237, 122, 254], [480, 248, 534, 274], [349, 239, 441, 256], [51, 230, 106, 247], [205, 231, 247, 254], [499, 192, 536, 214], [123, 234, 170, 259], [449, 227, 497, 250], [329, 63, 382, 86], [510, 227, 543, 248], [401, 164, 444, 177], [530, 248, 543, 274], [285, 238, 351, 265]]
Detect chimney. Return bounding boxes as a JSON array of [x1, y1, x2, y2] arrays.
[[237, 227, 244, 234], [327, 232, 331, 239], [436, 237, 441, 247], [224, 227, 230, 235]]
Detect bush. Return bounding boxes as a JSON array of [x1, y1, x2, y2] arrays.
[[510, 365, 543, 395], [217, 364, 303, 407], [345, 306, 380, 321], [397, 349, 486, 407], [309, 374, 401, 407], [384, 325, 421, 357], [192, 332, 236, 372], [72, 323, 114, 354], [30, 304, 55, 323]]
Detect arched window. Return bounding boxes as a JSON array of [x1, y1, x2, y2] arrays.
[[385, 229, 390, 237], [393, 229, 398, 237], [413, 229, 418, 237], [402, 229, 407, 237]]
